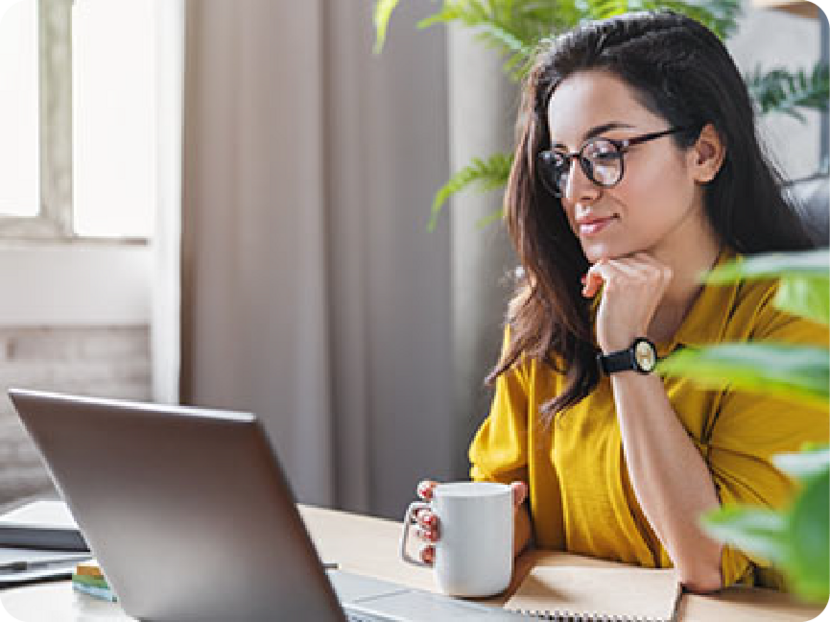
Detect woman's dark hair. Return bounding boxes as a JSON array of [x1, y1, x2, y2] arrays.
[[487, 10, 814, 423]]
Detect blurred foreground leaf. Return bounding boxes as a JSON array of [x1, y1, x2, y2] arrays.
[[702, 506, 787, 564], [704, 250, 829, 324], [702, 445, 829, 604], [658, 343, 829, 407]]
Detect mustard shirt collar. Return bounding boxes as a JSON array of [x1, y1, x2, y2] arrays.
[[660, 246, 739, 355]]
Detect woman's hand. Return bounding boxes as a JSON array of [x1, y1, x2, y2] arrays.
[[413, 479, 529, 565], [581, 252, 673, 353]]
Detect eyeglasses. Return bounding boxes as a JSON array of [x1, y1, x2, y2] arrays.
[[536, 127, 690, 198]]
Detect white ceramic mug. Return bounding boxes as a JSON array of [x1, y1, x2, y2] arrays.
[[400, 481, 513, 597]]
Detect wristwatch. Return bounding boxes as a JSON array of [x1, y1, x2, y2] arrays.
[[597, 338, 658, 375]]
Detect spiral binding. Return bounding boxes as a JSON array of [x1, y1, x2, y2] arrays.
[[513, 610, 669, 622]]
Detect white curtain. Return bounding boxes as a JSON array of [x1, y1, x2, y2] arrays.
[[151, 0, 184, 405], [179, 0, 454, 515]]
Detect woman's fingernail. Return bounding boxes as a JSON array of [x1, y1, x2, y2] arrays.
[[419, 527, 437, 542], [581, 275, 587, 285], [421, 546, 435, 564]]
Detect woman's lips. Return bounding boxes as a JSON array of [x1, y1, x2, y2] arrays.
[[578, 215, 616, 236]]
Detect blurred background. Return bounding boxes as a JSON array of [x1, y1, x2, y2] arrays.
[[0, 0, 825, 520]]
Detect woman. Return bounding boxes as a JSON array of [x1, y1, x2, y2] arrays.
[[414, 10, 827, 593]]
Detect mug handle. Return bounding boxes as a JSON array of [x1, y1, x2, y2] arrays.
[[400, 501, 432, 567]]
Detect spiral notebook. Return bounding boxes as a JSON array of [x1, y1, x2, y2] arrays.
[[505, 565, 681, 621]]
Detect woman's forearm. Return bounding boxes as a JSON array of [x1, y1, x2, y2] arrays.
[[610, 372, 723, 593]]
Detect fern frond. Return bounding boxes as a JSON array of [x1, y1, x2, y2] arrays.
[[428, 152, 513, 231], [746, 63, 830, 122], [418, 0, 563, 79], [586, 0, 742, 39], [373, 0, 402, 54], [476, 207, 506, 228], [652, 0, 742, 40], [586, 0, 629, 21]]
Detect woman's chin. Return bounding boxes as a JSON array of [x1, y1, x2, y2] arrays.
[[582, 244, 618, 264]]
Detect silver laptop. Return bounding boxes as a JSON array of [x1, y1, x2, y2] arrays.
[[9, 389, 525, 621]]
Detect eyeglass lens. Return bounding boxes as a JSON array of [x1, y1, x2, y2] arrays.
[[540, 138, 623, 197]]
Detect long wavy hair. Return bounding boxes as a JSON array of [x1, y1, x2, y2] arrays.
[[486, 11, 814, 423]]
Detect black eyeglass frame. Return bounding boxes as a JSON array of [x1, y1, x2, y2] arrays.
[[537, 126, 692, 198]]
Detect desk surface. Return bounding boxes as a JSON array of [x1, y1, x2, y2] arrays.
[[0, 504, 823, 621]]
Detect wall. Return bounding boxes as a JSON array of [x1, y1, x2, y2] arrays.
[[728, 5, 824, 180], [0, 326, 151, 509], [0, 244, 153, 509]]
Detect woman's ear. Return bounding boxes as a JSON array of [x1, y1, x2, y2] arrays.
[[688, 123, 726, 184]]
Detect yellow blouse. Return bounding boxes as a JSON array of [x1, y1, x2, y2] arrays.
[[469, 253, 829, 589]]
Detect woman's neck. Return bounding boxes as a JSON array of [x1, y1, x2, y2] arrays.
[[647, 222, 722, 343]]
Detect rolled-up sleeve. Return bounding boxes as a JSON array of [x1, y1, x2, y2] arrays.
[[469, 331, 530, 485]]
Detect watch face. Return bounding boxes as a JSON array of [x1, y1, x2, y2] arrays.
[[634, 340, 657, 372]]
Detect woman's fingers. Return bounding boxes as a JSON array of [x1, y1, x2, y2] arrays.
[[416, 525, 439, 543], [510, 481, 528, 508], [420, 545, 435, 565], [414, 509, 440, 542], [581, 253, 674, 352], [582, 261, 607, 297], [414, 480, 441, 544], [582, 254, 672, 298], [416, 480, 438, 501]]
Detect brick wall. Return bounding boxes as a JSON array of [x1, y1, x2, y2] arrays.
[[0, 326, 151, 510]]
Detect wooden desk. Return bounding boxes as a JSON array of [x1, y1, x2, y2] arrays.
[[0, 505, 823, 621]]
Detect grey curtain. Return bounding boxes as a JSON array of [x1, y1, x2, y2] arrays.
[[180, 0, 455, 517]]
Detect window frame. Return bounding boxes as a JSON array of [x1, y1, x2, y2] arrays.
[[0, 0, 147, 244]]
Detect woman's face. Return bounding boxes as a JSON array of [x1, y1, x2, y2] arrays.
[[545, 70, 705, 264]]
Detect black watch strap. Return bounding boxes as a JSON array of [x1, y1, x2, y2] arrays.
[[597, 338, 658, 375]]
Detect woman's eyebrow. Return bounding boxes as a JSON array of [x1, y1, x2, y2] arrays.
[[551, 122, 635, 149]]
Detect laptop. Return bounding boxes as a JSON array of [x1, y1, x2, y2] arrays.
[[8, 388, 525, 621]]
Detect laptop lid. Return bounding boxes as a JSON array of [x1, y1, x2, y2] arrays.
[[8, 388, 345, 622]]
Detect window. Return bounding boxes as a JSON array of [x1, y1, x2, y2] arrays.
[[0, 0, 39, 220], [0, 0, 156, 241]]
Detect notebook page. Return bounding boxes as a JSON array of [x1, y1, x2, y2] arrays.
[[0, 501, 78, 529], [505, 566, 681, 621]]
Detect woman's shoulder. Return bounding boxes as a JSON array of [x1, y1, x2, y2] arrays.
[[728, 270, 827, 346], [498, 324, 568, 376]]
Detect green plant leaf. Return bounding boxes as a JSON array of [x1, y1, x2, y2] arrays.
[[701, 506, 788, 564], [776, 275, 830, 326], [782, 469, 830, 603], [701, 470, 830, 603], [586, 0, 741, 40], [705, 249, 829, 283], [658, 343, 830, 407], [745, 63, 830, 119], [373, 0, 401, 54], [415, 1, 564, 80], [774, 445, 830, 480], [476, 207, 505, 229], [704, 250, 829, 325], [472, 23, 536, 80], [428, 152, 513, 231]]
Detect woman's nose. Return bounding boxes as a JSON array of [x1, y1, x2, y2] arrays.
[[562, 158, 601, 203]]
